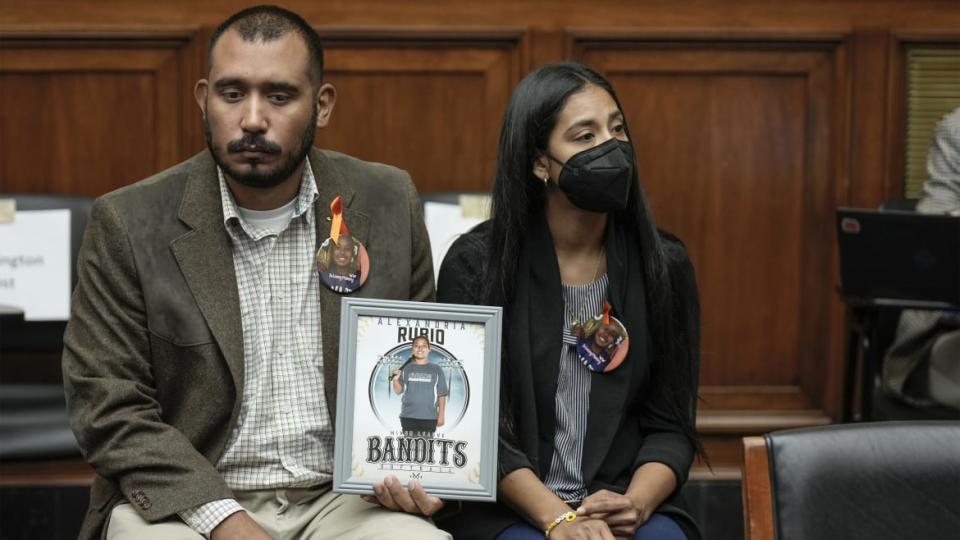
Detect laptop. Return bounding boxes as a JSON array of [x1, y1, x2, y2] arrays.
[[836, 208, 960, 307]]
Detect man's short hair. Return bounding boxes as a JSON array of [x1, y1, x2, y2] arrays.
[[208, 5, 324, 85]]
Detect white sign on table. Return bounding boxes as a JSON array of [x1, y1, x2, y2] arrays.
[[0, 208, 72, 321], [424, 195, 490, 280]]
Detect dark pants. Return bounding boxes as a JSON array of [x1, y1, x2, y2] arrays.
[[400, 417, 437, 437]]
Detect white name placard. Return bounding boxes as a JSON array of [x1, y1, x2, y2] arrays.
[[424, 195, 490, 281], [0, 209, 71, 321]]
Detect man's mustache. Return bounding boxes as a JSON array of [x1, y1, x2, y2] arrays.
[[226, 134, 281, 154]]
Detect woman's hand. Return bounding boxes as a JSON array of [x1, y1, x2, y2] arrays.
[[362, 475, 444, 516], [551, 516, 616, 540], [576, 489, 650, 539]]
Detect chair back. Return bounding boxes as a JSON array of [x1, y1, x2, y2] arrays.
[[742, 421, 960, 540]]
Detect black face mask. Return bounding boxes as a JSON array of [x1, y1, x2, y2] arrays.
[[548, 138, 634, 213]]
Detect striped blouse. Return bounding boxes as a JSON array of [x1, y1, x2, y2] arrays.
[[544, 274, 609, 501]]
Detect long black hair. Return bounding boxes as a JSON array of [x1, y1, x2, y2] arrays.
[[486, 61, 701, 454]]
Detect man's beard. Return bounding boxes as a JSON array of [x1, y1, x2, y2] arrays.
[[205, 103, 318, 189]]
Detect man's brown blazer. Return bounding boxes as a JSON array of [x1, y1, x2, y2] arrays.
[[62, 148, 435, 539]]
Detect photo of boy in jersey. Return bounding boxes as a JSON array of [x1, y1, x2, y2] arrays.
[[390, 335, 449, 437]]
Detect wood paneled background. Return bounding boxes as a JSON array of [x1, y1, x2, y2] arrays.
[[3, 0, 959, 473]]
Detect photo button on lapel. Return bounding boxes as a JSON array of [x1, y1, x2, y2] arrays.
[[319, 196, 369, 294]]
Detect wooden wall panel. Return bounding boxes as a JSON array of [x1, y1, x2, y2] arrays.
[[580, 41, 842, 404], [1, 71, 163, 195], [577, 38, 845, 465], [3, 1, 959, 31], [316, 31, 527, 193], [0, 30, 525, 196], [2, 0, 959, 472], [0, 32, 203, 196]]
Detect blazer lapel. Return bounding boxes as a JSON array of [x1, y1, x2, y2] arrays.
[[310, 149, 370, 420], [524, 216, 566, 470], [581, 223, 640, 483], [169, 152, 245, 396], [582, 347, 634, 482]]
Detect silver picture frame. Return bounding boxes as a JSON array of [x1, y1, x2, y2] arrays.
[[333, 298, 502, 501]]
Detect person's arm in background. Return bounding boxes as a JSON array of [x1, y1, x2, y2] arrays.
[[918, 107, 960, 215]]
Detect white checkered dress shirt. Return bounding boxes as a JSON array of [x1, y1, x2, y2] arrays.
[[179, 161, 334, 534], [919, 107, 960, 215]]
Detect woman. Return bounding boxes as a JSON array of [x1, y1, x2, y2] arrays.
[[436, 63, 702, 540]]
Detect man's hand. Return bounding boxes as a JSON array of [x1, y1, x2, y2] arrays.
[[551, 516, 615, 540], [577, 489, 649, 539], [210, 511, 273, 540], [437, 414, 445, 427], [391, 369, 401, 381], [361, 475, 444, 516]]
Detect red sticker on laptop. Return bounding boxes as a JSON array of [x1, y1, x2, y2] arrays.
[[840, 217, 861, 234]]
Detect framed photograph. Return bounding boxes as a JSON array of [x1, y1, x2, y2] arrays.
[[333, 298, 503, 501]]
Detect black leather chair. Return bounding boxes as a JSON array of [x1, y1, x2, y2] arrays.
[[0, 193, 93, 459], [742, 421, 960, 540]]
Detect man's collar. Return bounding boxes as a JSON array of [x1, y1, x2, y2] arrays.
[[294, 158, 319, 220], [217, 158, 319, 228]]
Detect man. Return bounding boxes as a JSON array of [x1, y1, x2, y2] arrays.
[[63, 6, 447, 539], [391, 335, 448, 437], [883, 107, 960, 413]]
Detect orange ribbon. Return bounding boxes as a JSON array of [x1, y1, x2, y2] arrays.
[[329, 196, 350, 244], [602, 302, 611, 325]]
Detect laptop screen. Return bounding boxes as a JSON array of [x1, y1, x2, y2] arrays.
[[836, 208, 960, 306]]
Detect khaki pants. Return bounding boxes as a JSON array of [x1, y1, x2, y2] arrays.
[[106, 487, 451, 540]]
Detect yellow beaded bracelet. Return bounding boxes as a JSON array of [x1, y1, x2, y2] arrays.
[[544, 510, 577, 538]]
